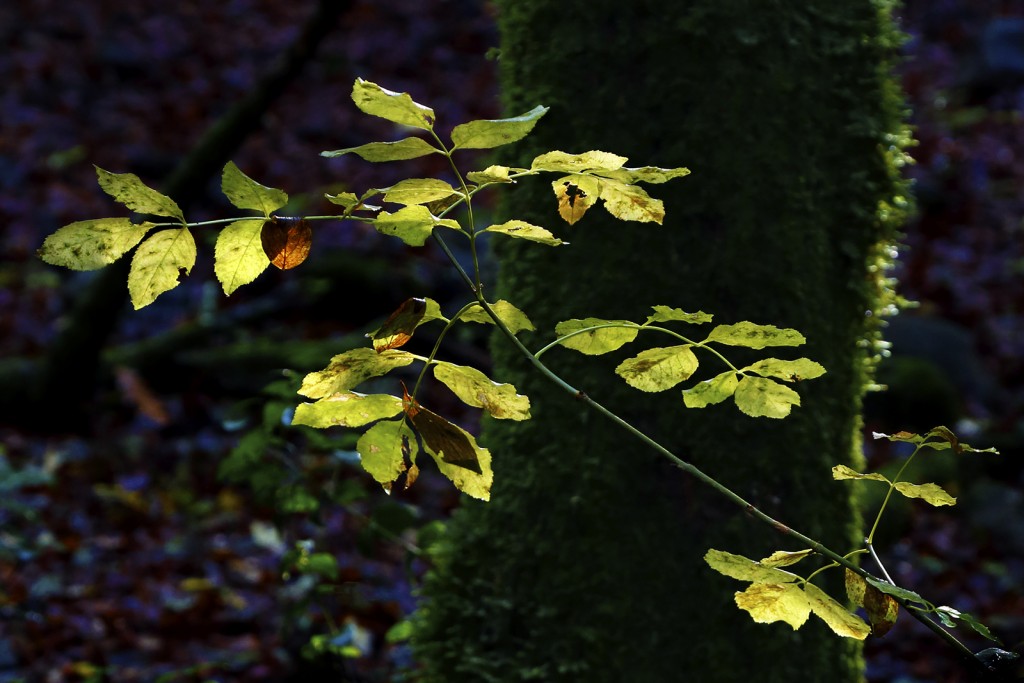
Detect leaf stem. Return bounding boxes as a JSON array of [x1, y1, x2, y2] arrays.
[[409, 301, 477, 401], [866, 443, 922, 544]]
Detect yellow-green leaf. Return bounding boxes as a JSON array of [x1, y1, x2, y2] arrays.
[[325, 192, 361, 209], [426, 427, 493, 502], [742, 358, 826, 382], [214, 219, 270, 295], [321, 137, 440, 161], [451, 105, 548, 150], [467, 165, 514, 185], [95, 166, 184, 221], [531, 150, 628, 173], [859, 575, 900, 637], [682, 371, 739, 408], [127, 228, 196, 309], [734, 583, 811, 630], [615, 345, 698, 392], [645, 306, 713, 325], [804, 582, 871, 639], [593, 165, 691, 184], [552, 175, 601, 225], [221, 161, 288, 216], [483, 220, 564, 246], [373, 206, 440, 246], [554, 318, 639, 355], [760, 549, 815, 568], [351, 78, 435, 131], [893, 481, 957, 506], [38, 218, 153, 270], [382, 178, 460, 206], [831, 465, 890, 483], [433, 362, 531, 420], [298, 348, 416, 399], [598, 178, 665, 224], [704, 549, 801, 584], [460, 300, 535, 335], [706, 322, 806, 349], [293, 392, 403, 428], [356, 419, 415, 490], [733, 376, 801, 419]]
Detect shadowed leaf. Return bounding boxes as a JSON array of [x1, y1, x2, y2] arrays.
[[262, 219, 312, 269]]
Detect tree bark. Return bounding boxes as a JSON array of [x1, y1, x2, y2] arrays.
[[413, 2, 909, 682]]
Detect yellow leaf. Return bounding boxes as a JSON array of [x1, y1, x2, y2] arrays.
[[734, 583, 811, 630]]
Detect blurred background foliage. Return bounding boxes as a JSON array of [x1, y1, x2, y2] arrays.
[[0, 1, 1022, 681]]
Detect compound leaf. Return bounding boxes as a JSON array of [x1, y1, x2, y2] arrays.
[[645, 306, 713, 325], [299, 348, 416, 399], [531, 150, 628, 173], [682, 371, 739, 408], [351, 78, 434, 131], [451, 105, 548, 150], [615, 345, 698, 392], [734, 376, 801, 419], [128, 228, 196, 309], [356, 419, 415, 491], [293, 392, 403, 429], [734, 583, 811, 630], [893, 481, 957, 506], [95, 166, 184, 221], [460, 300, 535, 334], [433, 362, 530, 420], [321, 137, 440, 161], [214, 219, 270, 295], [554, 318, 639, 355], [742, 358, 826, 382], [483, 220, 564, 246], [598, 178, 664, 224], [706, 322, 806, 349], [804, 582, 870, 639], [39, 218, 153, 270], [221, 161, 288, 216]]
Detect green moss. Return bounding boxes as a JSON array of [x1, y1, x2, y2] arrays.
[[413, 1, 910, 681]]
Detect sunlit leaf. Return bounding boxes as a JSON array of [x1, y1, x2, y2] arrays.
[[871, 427, 999, 454], [356, 419, 416, 490], [382, 178, 460, 206], [221, 161, 288, 216], [483, 220, 564, 246], [460, 300, 535, 334], [865, 582, 899, 637], [433, 362, 531, 420], [325, 192, 361, 209], [95, 166, 184, 221], [682, 371, 739, 408], [554, 318, 639, 355], [804, 582, 870, 639], [893, 481, 956, 506], [531, 150, 628, 173], [299, 348, 416, 399], [831, 465, 890, 483], [704, 549, 801, 584], [293, 392, 403, 428], [615, 345, 698, 392], [552, 175, 600, 225], [593, 165, 691, 184], [645, 306, 713, 325], [373, 205, 459, 246], [706, 322, 805, 349], [321, 137, 440, 161], [467, 165, 515, 185], [742, 358, 826, 382], [38, 218, 153, 270], [351, 78, 435, 131], [262, 219, 312, 269], [451, 105, 548, 150], [128, 228, 196, 309], [369, 298, 443, 352], [415, 415, 492, 501], [734, 583, 811, 630], [760, 549, 815, 568], [733, 376, 800, 419], [214, 219, 270, 295], [598, 178, 664, 224]]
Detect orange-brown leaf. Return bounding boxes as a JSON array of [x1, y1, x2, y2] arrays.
[[372, 298, 427, 352], [262, 218, 312, 269]]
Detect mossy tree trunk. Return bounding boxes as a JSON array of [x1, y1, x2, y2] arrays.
[[413, 2, 909, 682]]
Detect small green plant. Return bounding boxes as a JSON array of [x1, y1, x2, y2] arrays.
[[39, 78, 1016, 678]]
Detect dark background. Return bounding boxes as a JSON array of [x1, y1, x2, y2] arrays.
[[1, 1, 1022, 681]]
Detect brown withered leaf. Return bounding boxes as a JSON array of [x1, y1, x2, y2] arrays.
[[371, 298, 428, 352], [262, 218, 312, 269], [401, 386, 482, 474]]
